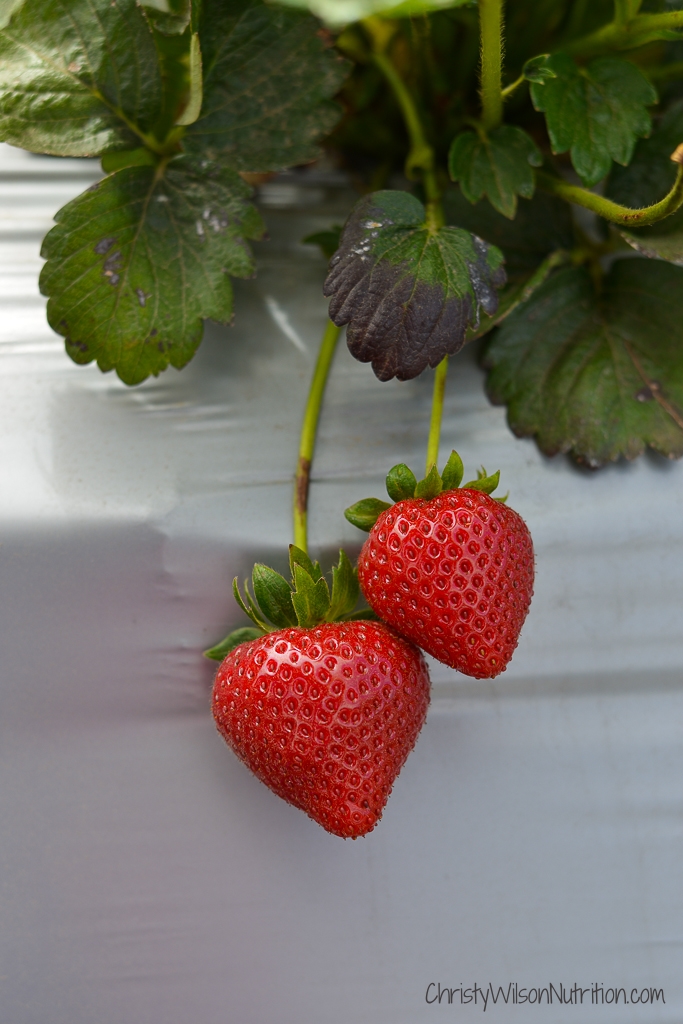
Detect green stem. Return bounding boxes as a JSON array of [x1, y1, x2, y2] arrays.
[[567, 10, 683, 58], [425, 356, 448, 475], [364, 23, 442, 224], [536, 161, 683, 227], [479, 0, 504, 131], [501, 72, 524, 100], [293, 319, 341, 554]]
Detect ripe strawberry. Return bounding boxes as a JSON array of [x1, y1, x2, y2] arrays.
[[206, 548, 430, 837], [345, 452, 534, 679]]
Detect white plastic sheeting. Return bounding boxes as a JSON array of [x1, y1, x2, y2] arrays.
[[0, 143, 682, 1023]]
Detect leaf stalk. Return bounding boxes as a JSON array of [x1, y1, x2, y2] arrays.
[[293, 319, 341, 554], [536, 159, 683, 227], [567, 9, 683, 58]]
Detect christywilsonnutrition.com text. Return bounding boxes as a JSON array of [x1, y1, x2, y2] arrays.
[[425, 983, 665, 1010]]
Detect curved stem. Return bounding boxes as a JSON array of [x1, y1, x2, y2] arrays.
[[425, 356, 449, 475], [293, 320, 341, 554], [501, 72, 524, 100], [479, 0, 504, 131], [536, 161, 683, 227], [567, 9, 683, 58]]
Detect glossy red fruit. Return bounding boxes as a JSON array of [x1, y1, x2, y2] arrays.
[[212, 620, 430, 838], [357, 489, 534, 678]]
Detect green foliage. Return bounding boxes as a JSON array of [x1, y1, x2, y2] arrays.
[[40, 157, 263, 385], [184, 0, 349, 170], [346, 450, 505, 530], [324, 190, 506, 381], [204, 626, 262, 661], [441, 450, 464, 490], [530, 53, 657, 186], [222, 549, 371, 642], [522, 54, 556, 85], [449, 125, 542, 219], [484, 262, 683, 466], [344, 497, 392, 531], [0, 0, 163, 156], [386, 463, 418, 502], [607, 100, 683, 265]]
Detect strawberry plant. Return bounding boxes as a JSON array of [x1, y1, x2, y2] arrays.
[[5, 0, 683, 833]]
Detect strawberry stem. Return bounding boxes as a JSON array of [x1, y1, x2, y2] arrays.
[[293, 319, 342, 553], [425, 355, 449, 475]]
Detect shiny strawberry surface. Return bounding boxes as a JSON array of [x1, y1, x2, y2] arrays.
[[358, 490, 534, 678], [212, 621, 430, 837]]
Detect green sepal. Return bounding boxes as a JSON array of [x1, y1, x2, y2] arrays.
[[523, 54, 556, 84], [344, 498, 392, 531], [244, 579, 272, 631], [386, 463, 417, 502], [441, 450, 464, 491], [100, 147, 157, 173], [464, 469, 500, 495], [328, 549, 360, 620], [289, 544, 323, 583], [415, 465, 443, 500], [232, 577, 269, 632], [252, 564, 297, 628], [291, 564, 331, 626], [204, 626, 263, 662], [303, 226, 342, 261]]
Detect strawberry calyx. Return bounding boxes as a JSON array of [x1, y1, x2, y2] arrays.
[[344, 449, 508, 532], [204, 545, 377, 661]]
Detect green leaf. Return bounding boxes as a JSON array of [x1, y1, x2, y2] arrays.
[[606, 100, 683, 267], [441, 449, 464, 490], [289, 544, 324, 583], [0, 0, 164, 156], [607, 99, 683, 209], [324, 190, 506, 381], [274, 0, 471, 25], [39, 155, 263, 385], [530, 53, 657, 186], [448, 125, 542, 219], [620, 217, 683, 266], [386, 463, 417, 501], [291, 564, 331, 627], [523, 54, 556, 84], [303, 226, 342, 261], [184, 0, 349, 171], [232, 578, 269, 631], [344, 497, 392, 531], [415, 464, 443, 500], [464, 469, 500, 494], [204, 626, 263, 661], [251, 564, 297, 628], [328, 550, 360, 620], [442, 187, 573, 283], [484, 261, 683, 466]]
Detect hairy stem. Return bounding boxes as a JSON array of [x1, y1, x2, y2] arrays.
[[479, 0, 504, 131], [536, 159, 683, 227], [293, 320, 341, 554], [568, 10, 683, 57], [425, 356, 449, 475]]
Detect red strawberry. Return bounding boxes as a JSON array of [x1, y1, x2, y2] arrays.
[[346, 453, 534, 679], [212, 621, 430, 838]]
